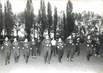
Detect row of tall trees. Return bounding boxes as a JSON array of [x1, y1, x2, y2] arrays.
[[25, 0, 34, 40], [0, 0, 75, 40], [38, 0, 75, 40], [0, 0, 14, 39], [64, 0, 75, 39], [0, 2, 2, 35], [4, 0, 14, 38]]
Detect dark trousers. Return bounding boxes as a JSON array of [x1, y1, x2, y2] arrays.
[[31, 45, 37, 56], [24, 49, 30, 63], [51, 46, 57, 56], [58, 48, 64, 63], [75, 44, 80, 56], [5, 51, 11, 65], [14, 50, 20, 63], [37, 42, 41, 56], [43, 47, 51, 64], [87, 47, 92, 61], [99, 45, 103, 56], [67, 44, 75, 61]]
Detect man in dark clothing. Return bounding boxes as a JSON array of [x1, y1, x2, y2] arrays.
[[1, 37, 11, 65], [42, 35, 52, 64], [12, 38, 20, 63], [74, 34, 81, 56], [86, 35, 93, 61], [23, 38, 30, 63], [57, 38, 64, 63], [30, 38, 37, 57], [66, 35, 75, 62]]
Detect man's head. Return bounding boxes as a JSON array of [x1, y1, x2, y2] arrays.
[[45, 35, 49, 40], [58, 38, 62, 42], [24, 38, 28, 43], [5, 37, 8, 41], [14, 38, 17, 42], [32, 38, 35, 42], [87, 35, 91, 40], [67, 36, 72, 40], [72, 33, 75, 38]]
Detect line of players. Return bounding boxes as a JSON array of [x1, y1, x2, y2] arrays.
[[0, 30, 102, 65]]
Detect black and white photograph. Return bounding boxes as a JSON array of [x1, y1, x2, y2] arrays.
[[0, 0, 103, 73]]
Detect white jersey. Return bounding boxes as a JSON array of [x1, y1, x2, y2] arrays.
[[51, 39, 56, 46]]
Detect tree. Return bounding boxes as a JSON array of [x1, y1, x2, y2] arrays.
[[47, 2, 52, 33], [17, 12, 25, 24], [25, 0, 34, 41], [67, 0, 73, 13], [4, 0, 14, 38], [64, 0, 75, 40], [38, 9, 42, 24], [63, 12, 66, 40], [39, 0, 47, 38], [0, 2, 2, 35], [53, 7, 58, 39]]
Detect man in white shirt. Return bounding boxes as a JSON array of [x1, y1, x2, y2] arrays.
[[51, 38, 57, 56]]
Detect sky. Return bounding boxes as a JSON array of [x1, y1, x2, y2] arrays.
[[0, 0, 103, 16]]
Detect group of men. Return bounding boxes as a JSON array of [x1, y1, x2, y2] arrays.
[[0, 29, 103, 65]]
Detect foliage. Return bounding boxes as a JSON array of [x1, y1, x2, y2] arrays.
[[64, 0, 75, 40], [4, 0, 14, 38], [24, 0, 34, 40]]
